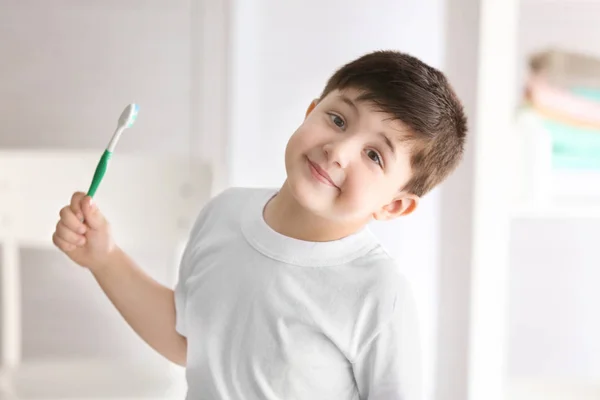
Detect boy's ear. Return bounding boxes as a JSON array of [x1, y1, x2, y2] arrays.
[[305, 99, 319, 118], [373, 193, 420, 221]]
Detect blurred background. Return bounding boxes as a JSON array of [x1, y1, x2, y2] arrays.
[[1, 0, 599, 399]]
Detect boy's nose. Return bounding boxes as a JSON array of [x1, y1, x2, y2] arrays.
[[323, 138, 357, 168]]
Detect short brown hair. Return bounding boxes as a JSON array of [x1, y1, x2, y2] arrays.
[[320, 50, 467, 197]]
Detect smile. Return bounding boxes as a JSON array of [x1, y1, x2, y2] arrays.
[[307, 158, 338, 188]]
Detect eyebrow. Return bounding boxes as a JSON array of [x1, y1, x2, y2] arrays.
[[338, 95, 359, 117], [379, 132, 397, 157]]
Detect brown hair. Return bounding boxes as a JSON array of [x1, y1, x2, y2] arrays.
[[320, 50, 467, 197]]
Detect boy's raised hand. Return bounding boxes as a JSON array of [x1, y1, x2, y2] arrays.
[[52, 192, 116, 271]]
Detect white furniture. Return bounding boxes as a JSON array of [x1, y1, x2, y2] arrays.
[[0, 149, 212, 398], [468, 1, 600, 399]]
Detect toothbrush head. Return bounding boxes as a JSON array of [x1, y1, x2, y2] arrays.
[[118, 103, 139, 129], [106, 103, 139, 152]]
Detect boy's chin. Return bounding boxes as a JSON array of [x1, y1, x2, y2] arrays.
[[292, 186, 330, 211], [289, 184, 370, 222]]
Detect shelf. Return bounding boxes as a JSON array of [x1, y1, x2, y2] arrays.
[[512, 203, 600, 219], [523, 0, 600, 4], [512, 109, 600, 221], [506, 377, 600, 400]]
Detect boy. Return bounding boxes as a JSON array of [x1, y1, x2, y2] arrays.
[[52, 50, 467, 399]]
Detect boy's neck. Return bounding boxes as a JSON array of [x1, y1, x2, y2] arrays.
[[263, 182, 367, 242]]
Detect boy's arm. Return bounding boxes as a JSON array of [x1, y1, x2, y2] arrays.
[[53, 191, 194, 367], [352, 286, 423, 400], [91, 247, 187, 366]]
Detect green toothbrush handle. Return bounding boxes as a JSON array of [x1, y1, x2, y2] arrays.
[[87, 150, 113, 198]]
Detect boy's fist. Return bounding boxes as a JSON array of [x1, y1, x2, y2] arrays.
[[52, 192, 116, 271]]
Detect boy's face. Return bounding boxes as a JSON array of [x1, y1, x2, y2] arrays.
[[283, 88, 419, 225]]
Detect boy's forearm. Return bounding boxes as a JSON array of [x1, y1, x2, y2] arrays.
[[90, 247, 187, 366]]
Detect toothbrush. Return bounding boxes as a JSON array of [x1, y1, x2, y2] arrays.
[[87, 103, 139, 197]]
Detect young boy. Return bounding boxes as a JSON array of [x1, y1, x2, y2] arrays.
[[52, 50, 467, 399]]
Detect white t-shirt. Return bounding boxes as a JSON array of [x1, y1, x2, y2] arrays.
[[175, 187, 422, 399]]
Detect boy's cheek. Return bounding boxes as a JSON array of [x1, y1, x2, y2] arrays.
[[288, 133, 317, 154]]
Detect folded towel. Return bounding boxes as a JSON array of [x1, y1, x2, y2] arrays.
[[539, 114, 600, 170], [571, 87, 600, 103]]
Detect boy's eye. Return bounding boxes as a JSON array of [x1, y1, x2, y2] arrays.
[[329, 114, 345, 129], [366, 149, 383, 167]]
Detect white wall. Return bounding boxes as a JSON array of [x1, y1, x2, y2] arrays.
[[227, 1, 446, 398], [436, 0, 480, 398], [0, 1, 194, 156]]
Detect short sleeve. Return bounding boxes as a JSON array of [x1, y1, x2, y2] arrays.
[[174, 235, 194, 337], [173, 189, 225, 337], [352, 282, 423, 400]]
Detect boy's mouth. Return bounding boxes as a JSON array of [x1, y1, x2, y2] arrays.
[[307, 158, 338, 189]]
